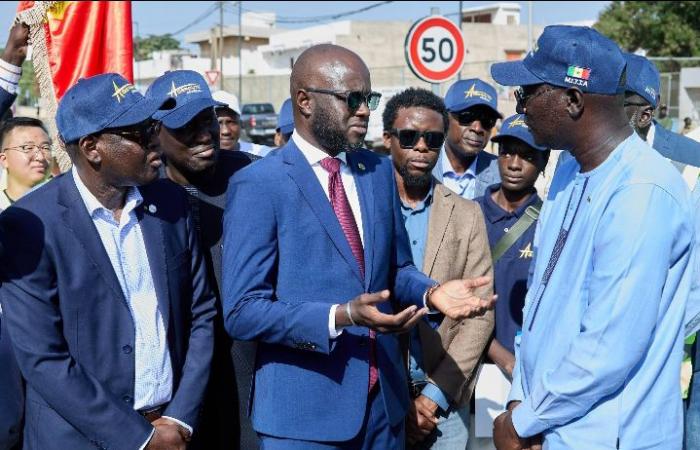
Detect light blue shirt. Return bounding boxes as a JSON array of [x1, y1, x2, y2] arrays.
[[509, 134, 694, 449], [438, 146, 478, 199]]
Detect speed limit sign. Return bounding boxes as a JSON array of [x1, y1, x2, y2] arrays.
[[405, 15, 465, 83]]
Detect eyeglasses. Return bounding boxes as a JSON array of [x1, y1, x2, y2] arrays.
[[2, 143, 52, 157], [623, 101, 650, 108], [103, 120, 161, 148], [452, 110, 499, 130], [389, 128, 445, 150], [514, 86, 555, 112], [306, 88, 381, 111]]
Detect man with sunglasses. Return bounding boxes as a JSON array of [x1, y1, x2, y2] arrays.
[[432, 78, 502, 200], [489, 26, 694, 450], [0, 73, 217, 450], [223, 43, 496, 449], [147, 69, 258, 450], [382, 87, 493, 450]]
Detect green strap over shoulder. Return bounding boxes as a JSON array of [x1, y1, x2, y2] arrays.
[[491, 199, 543, 264]]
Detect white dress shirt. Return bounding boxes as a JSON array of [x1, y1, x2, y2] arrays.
[[0, 59, 21, 94], [292, 131, 364, 338], [72, 169, 190, 445]]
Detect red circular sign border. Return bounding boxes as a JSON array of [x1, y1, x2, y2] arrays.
[[406, 16, 465, 83]]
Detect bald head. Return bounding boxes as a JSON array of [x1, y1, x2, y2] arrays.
[[290, 44, 369, 98]]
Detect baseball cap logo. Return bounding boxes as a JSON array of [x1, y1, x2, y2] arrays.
[[645, 86, 657, 100], [167, 81, 203, 98], [508, 117, 527, 129], [464, 83, 493, 102], [565, 65, 591, 88], [112, 80, 136, 103]]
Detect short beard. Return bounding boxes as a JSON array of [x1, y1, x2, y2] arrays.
[[398, 164, 432, 188], [311, 103, 363, 152]]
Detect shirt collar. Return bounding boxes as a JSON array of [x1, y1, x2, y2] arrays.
[[400, 182, 435, 213], [440, 146, 478, 179], [646, 121, 656, 145], [72, 166, 143, 220], [292, 130, 348, 167], [481, 183, 541, 223]]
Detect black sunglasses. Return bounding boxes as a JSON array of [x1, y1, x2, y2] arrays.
[[389, 128, 445, 150], [514, 86, 556, 113], [102, 120, 161, 148], [453, 110, 498, 130], [306, 88, 381, 111]]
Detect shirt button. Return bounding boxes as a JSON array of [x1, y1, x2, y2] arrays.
[[504, 227, 509, 232], [122, 345, 132, 354], [122, 395, 132, 404], [412, 240, 417, 245]]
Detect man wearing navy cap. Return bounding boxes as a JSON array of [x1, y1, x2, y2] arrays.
[[274, 97, 294, 147], [148, 69, 257, 450], [623, 53, 700, 173], [474, 114, 549, 382], [432, 78, 501, 200], [490, 26, 693, 450], [0, 73, 217, 450]]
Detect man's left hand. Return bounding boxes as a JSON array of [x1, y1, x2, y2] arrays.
[[406, 396, 438, 446], [493, 410, 527, 450], [2, 23, 29, 66], [428, 277, 496, 321]]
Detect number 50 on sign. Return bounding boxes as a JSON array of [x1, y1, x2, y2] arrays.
[[405, 16, 466, 84]]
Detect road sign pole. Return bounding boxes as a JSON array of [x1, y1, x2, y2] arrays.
[[430, 7, 440, 94]]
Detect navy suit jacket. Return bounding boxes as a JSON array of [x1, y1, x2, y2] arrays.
[[0, 173, 216, 450], [0, 86, 15, 119], [222, 141, 434, 442], [0, 312, 22, 450], [653, 120, 700, 167], [432, 149, 500, 199]]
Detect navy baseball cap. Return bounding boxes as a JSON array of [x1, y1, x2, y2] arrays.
[[623, 53, 660, 108], [491, 25, 625, 95], [491, 114, 547, 151], [277, 98, 294, 135], [147, 70, 225, 129], [56, 73, 174, 144], [444, 78, 502, 117]]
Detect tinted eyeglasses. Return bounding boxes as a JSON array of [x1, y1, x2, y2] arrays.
[[306, 88, 381, 112], [452, 110, 498, 130], [389, 128, 445, 150], [103, 120, 161, 148], [514, 86, 555, 112]]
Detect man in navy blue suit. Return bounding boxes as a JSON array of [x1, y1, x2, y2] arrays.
[[223, 44, 495, 449], [0, 73, 216, 450], [0, 21, 30, 450]]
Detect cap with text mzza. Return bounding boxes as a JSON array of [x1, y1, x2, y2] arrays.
[[56, 73, 174, 144], [147, 70, 225, 129], [491, 114, 548, 151], [277, 98, 294, 135], [623, 53, 660, 108], [490, 25, 625, 95], [444, 78, 502, 117]]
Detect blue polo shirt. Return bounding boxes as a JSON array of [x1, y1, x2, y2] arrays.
[[474, 184, 540, 354]]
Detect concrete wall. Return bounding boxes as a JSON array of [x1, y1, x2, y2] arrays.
[[680, 67, 700, 122]]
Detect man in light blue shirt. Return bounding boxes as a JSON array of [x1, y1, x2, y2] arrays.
[[433, 78, 501, 200], [490, 25, 694, 450]]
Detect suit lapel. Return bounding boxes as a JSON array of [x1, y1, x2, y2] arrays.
[[423, 183, 454, 276], [347, 151, 374, 290], [58, 173, 127, 308], [136, 196, 171, 325], [283, 144, 364, 283]]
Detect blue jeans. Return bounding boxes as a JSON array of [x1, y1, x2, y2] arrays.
[[413, 403, 470, 450]]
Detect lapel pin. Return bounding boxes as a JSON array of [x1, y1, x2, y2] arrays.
[[148, 204, 157, 214], [358, 163, 366, 171]]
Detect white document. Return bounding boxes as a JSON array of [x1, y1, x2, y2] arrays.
[[474, 363, 512, 437]]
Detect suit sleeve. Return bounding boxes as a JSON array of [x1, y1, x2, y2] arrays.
[[0, 86, 16, 119], [163, 195, 216, 429], [389, 164, 435, 307], [427, 203, 494, 405], [222, 174, 333, 354], [0, 207, 153, 450]]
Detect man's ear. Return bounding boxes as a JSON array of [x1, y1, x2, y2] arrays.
[[382, 131, 392, 150], [565, 88, 584, 120], [78, 135, 101, 165], [639, 107, 654, 129], [296, 89, 312, 118]]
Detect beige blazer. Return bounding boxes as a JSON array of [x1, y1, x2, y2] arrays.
[[418, 181, 494, 408]]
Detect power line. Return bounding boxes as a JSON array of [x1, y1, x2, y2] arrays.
[[171, 2, 219, 36], [223, 1, 394, 24]]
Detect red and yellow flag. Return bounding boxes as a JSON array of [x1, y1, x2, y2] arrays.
[[15, 1, 133, 170]]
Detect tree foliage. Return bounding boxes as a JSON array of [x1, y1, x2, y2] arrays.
[[133, 34, 181, 61]]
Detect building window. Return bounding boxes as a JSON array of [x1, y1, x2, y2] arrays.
[[505, 50, 525, 61]]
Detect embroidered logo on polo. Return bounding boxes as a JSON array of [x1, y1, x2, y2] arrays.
[[508, 117, 527, 129], [167, 81, 202, 98], [464, 84, 493, 102], [564, 65, 591, 88], [519, 242, 533, 258], [112, 81, 137, 103]]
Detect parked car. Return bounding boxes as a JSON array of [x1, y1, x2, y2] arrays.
[[240, 103, 278, 145]]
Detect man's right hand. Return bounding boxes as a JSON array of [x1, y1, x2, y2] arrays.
[[145, 422, 187, 450], [2, 23, 30, 66], [335, 290, 427, 333], [427, 276, 496, 321]]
